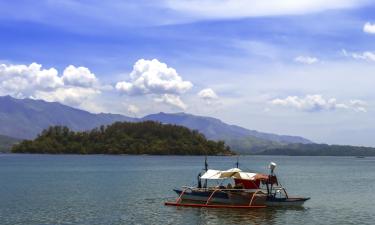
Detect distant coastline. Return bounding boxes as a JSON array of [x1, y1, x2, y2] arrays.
[[8, 120, 375, 156], [254, 143, 375, 157]]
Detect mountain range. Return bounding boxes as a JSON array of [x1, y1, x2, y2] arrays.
[[0, 95, 311, 153], [0, 95, 135, 139]]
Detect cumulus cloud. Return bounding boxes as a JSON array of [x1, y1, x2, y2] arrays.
[[154, 94, 187, 110], [0, 62, 100, 107], [115, 59, 192, 95], [34, 87, 99, 107], [197, 88, 220, 106], [294, 56, 318, 64], [62, 65, 98, 87], [0, 63, 63, 95], [198, 88, 218, 100], [363, 22, 375, 34], [342, 49, 375, 62], [116, 59, 192, 110], [115, 81, 133, 93], [271, 95, 367, 112]]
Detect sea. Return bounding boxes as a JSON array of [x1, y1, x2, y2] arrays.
[[0, 154, 374, 225]]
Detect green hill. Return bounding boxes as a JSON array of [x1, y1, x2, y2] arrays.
[[0, 135, 20, 153], [224, 136, 286, 154], [12, 121, 233, 155]]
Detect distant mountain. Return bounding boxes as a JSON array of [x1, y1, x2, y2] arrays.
[[0, 95, 135, 139], [143, 112, 312, 144], [0, 134, 20, 153], [3, 95, 373, 156], [0, 95, 312, 153]]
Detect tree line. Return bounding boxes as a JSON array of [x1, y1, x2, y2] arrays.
[[12, 121, 233, 155], [257, 143, 375, 156]]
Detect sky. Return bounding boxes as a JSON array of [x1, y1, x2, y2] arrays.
[[1, 0, 375, 146]]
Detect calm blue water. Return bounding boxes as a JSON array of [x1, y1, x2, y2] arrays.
[[0, 154, 374, 225]]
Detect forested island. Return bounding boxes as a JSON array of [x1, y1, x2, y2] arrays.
[[11, 121, 233, 155], [9, 119, 375, 156]]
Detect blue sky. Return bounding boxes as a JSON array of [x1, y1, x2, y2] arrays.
[[1, 0, 375, 146]]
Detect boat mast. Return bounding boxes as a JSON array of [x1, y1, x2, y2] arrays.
[[236, 156, 239, 168], [204, 155, 208, 171]]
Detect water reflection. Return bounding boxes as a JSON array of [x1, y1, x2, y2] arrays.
[[1, 155, 375, 225], [167, 206, 307, 225]]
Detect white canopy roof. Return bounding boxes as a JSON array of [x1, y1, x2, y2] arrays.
[[200, 168, 258, 180]]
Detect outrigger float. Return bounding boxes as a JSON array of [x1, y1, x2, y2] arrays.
[[165, 159, 309, 209]]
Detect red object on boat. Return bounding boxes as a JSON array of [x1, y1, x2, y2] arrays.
[[234, 178, 260, 189], [234, 174, 278, 189]]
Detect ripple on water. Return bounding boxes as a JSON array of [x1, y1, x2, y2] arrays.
[[0, 155, 375, 225]]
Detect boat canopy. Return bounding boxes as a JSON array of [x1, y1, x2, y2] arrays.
[[201, 168, 259, 180]]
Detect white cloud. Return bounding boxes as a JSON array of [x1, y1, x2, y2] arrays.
[[349, 99, 367, 112], [271, 95, 367, 112], [127, 104, 140, 115], [154, 94, 187, 110], [0, 62, 100, 107], [342, 49, 375, 62], [62, 65, 98, 87], [34, 67, 62, 90], [115, 59, 193, 95], [1, 76, 29, 94], [363, 22, 375, 34], [197, 88, 220, 106], [198, 88, 218, 100], [352, 52, 375, 62], [294, 56, 318, 64], [115, 81, 133, 93], [166, 0, 368, 19], [0, 63, 63, 95], [34, 87, 100, 107], [0, 63, 62, 97]]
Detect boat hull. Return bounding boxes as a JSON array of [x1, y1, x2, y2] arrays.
[[173, 189, 309, 207], [173, 189, 266, 206], [265, 197, 310, 206]]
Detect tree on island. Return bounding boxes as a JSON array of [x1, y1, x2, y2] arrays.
[[12, 121, 233, 155]]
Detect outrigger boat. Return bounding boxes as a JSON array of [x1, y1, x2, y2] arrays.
[[165, 159, 309, 208]]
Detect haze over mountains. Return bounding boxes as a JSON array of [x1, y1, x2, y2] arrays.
[[0, 134, 20, 153], [0, 95, 311, 153], [0, 95, 135, 139]]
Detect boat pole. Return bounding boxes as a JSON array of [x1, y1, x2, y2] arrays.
[[204, 156, 208, 188], [205, 189, 219, 205], [249, 190, 263, 206], [204, 155, 208, 171], [176, 187, 189, 203]]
